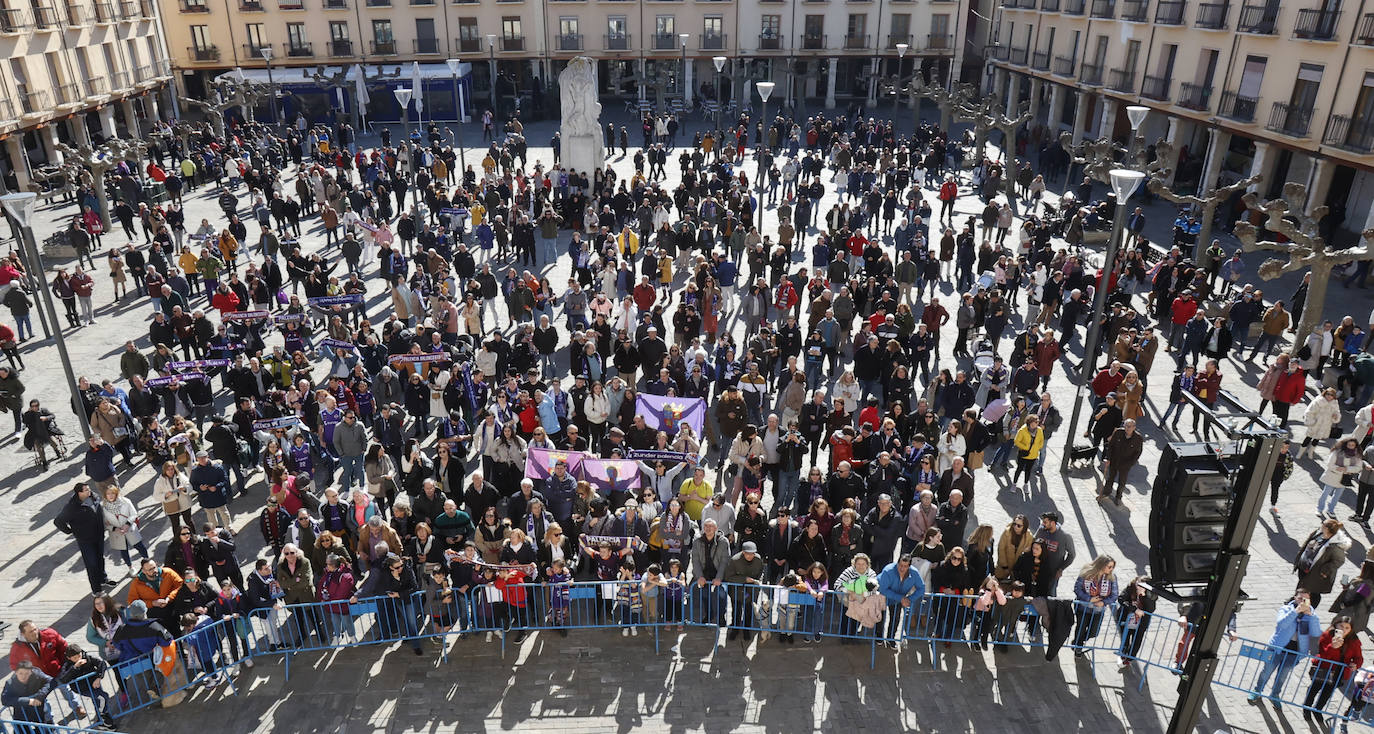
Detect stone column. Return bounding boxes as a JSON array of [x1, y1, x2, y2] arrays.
[[70, 116, 91, 147], [120, 98, 141, 137], [638, 59, 647, 101], [98, 106, 117, 139], [1097, 97, 1118, 140], [147, 95, 161, 124], [1070, 91, 1091, 144], [1028, 77, 1044, 120], [1047, 82, 1065, 131], [1160, 116, 1185, 187], [1006, 72, 1021, 114], [825, 57, 838, 108], [1248, 141, 1273, 193], [684, 57, 694, 106], [4, 137, 31, 191], [39, 126, 62, 166], [1199, 127, 1231, 195], [866, 58, 879, 106], [1307, 157, 1336, 217]]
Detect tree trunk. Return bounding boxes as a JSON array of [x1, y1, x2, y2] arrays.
[[93, 170, 111, 228], [939, 103, 952, 132], [1195, 200, 1218, 262], [1295, 268, 1329, 363], [210, 111, 226, 141]]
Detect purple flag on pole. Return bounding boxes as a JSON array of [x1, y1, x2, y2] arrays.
[[581, 458, 642, 494], [524, 447, 588, 480], [636, 394, 706, 435]]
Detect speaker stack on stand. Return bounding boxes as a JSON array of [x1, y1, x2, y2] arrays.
[[1148, 442, 1238, 588]]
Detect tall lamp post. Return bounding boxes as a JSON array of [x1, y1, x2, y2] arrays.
[[679, 33, 690, 107], [755, 80, 774, 232], [445, 58, 468, 173], [1059, 168, 1146, 470], [713, 55, 726, 135], [259, 46, 278, 126], [486, 34, 498, 118], [892, 43, 908, 131], [394, 87, 420, 214], [0, 192, 91, 439]]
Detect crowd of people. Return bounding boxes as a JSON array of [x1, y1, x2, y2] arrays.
[[2, 94, 1373, 730]]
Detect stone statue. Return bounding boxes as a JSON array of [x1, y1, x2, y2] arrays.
[[559, 56, 604, 176]]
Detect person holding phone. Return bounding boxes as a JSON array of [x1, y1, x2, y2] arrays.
[[1248, 590, 1323, 709]]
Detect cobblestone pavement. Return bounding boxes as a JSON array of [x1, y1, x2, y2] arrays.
[[0, 108, 1365, 733]]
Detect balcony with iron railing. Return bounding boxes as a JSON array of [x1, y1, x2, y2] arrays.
[[179, 0, 207, 10], [1359, 13, 1374, 43], [135, 63, 152, 80], [450, 37, 478, 52], [55, 82, 82, 104], [242, 43, 270, 58], [63, 2, 83, 23], [279, 0, 304, 8], [651, 32, 675, 49], [1053, 55, 1076, 76], [1063, 0, 1085, 14], [986, 44, 1009, 61], [1324, 114, 1374, 153], [87, 77, 108, 97], [1195, 1, 1227, 28], [239, 0, 263, 9], [1293, 8, 1341, 39], [117, 0, 136, 17], [701, 32, 726, 49], [604, 33, 629, 50], [18, 90, 48, 115], [556, 33, 582, 51], [1121, 0, 1147, 19], [112, 70, 131, 88], [364, 0, 388, 5], [758, 32, 781, 49], [887, 33, 910, 49], [1010, 46, 1029, 65], [372, 39, 396, 54], [32, 5, 60, 28], [1217, 89, 1259, 121], [286, 41, 314, 57], [0, 99, 13, 124], [927, 33, 953, 50], [1141, 74, 1170, 101], [189, 44, 220, 61], [1032, 50, 1051, 70], [501, 35, 524, 51], [140, 0, 153, 14], [1267, 101, 1316, 137], [843, 33, 868, 50], [0, 7, 25, 32], [1237, 4, 1277, 33], [1155, 0, 1184, 22], [1107, 68, 1135, 92], [326, 39, 351, 56], [801, 33, 826, 49], [412, 37, 438, 53], [324, 0, 345, 7], [1079, 62, 1103, 86], [1041, 0, 1059, 10], [1090, 0, 1114, 17]]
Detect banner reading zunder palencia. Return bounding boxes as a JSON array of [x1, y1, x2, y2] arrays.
[[524, 447, 590, 479], [635, 394, 706, 435]]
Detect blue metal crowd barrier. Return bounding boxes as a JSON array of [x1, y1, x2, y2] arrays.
[[20, 585, 1374, 731], [0, 720, 129, 734]]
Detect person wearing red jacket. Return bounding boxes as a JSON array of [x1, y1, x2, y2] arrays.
[[210, 283, 241, 313], [1091, 361, 1127, 399], [1302, 618, 1364, 723], [1190, 359, 1224, 436], [773, 280, 798, 322], [1168, 291, 1199, 351], [1270, 359, 1308, 428], [938, 176, 958, 223], [9, 621, 83, 714]]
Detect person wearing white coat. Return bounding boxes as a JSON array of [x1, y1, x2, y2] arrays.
[[937, 424, 967, 474], [101, 486, 149, 576], [583, 384, 612, 445], [1302, 388, 1343, 458]]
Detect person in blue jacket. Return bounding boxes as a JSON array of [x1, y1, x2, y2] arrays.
[[877, 554, 926, 647], [1071, 555, 1120, 655], [1248, 589, 1323, 708]]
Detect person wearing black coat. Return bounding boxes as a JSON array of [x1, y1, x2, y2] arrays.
[[536, 531, 580, 579], [163, 529, 213, 581], [1202, 318, 1233, 360], [863, 498, 904, 567], [54, 483, 109, 594], [763, 512, 799, 583], [1115, 576, 1158, 665], [786, 520, 828, 577], [356, 553, 424, 654]]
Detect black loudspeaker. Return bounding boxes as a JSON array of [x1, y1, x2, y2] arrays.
[[1149, 443, 1235, 584]]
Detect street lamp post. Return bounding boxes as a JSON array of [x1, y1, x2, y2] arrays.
[[394, 87, 419, 214], [755, 81, 774, 232], [259, 46, 278, 126], [892, 43, 908, 132], [486, 34, 497, 120], [0, 192, 92, 440], [446, 58, 468, 173], [1059, 170, 1145, 470], [679, 33, 690, 108], [713, 56, 726, 140]]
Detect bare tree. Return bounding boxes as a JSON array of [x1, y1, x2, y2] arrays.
[[308, 64, 401, 133], [54, 138, 147, 227], [184, 77, 280, 138], [954, 98, 1033, 214], [1145, 139, 1262, 258], [1233, 182, 1372, 348], [910, 79, 976, 131]]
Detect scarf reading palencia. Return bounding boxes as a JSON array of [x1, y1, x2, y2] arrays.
[[583, 535, 647, 551], [441, 550, 536, 575]]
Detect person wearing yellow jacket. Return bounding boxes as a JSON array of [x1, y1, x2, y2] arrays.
[[617, 226, 639, 261], [1012, 415, 1045, 492]]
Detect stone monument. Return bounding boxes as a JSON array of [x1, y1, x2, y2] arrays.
[[559, 56, 604, 177]]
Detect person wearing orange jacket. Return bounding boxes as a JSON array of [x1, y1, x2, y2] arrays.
[[126, 559, 185, 627]]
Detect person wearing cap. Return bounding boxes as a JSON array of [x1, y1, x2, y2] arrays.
[[1086, 392, 1123, 453], [2, 660, 55, 726], [1034, 512, 1077, 594], [722, 541, 765, 640]]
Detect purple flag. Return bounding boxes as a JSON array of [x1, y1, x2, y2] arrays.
[[581, 458, 641, 494], [524, 447, 588, 480], [636, 394, 706, 435]]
